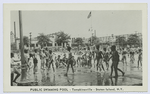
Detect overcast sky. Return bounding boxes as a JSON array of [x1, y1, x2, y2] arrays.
[[11, 10, 142, 38]]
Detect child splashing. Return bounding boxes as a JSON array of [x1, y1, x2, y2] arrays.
[[95, 45, 105, 72], [65, 45, 75, 76], [103, 48, 109, 70]]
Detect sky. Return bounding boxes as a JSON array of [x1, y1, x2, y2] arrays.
[[11, 10, 142, 38]]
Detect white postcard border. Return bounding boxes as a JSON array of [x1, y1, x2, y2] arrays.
[[3, 3, 148, 92]]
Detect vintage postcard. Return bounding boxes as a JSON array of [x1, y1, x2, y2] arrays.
[[3, 3, 148, 92]]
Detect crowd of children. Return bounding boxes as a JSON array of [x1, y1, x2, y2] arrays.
[[10, 44, 142, 86]]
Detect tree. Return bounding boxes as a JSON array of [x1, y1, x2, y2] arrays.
[[11, 43, 17, 50], [127, 34, 140, 47], [37, 33, 50, 48], [85, 43, 90, 46], [74, 37, 83, 50], [55, 31, 71, 46], [89, 36, 100, 45], [23, 36, 29, 46], [74, 37, 83, 46], [116, 36, 127, 47]]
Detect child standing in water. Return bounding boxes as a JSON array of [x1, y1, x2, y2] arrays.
[[48, 50, 55, 72], [122, 48, 127, 66], [95, 45, 105, 72], [27, 54, 34, 78], [130, 47, 135, 64], [87, 46, 92, 68], [40, 50, 46, 69], [137, 49, 142, 68], [65, 45, 75, 76], [103, 48, 109, 71], [55, 55, 61, 69], [109, 45, 125, 77], [33, 49, 38, 74]]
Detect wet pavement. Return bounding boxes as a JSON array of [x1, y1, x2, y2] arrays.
[[13, 53, 142, 86], [34, 65, 142, 86]]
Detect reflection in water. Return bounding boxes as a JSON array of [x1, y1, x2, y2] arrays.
[[104, 75, 110, 86], [110, 76, 118, 86], [41, 70, 46, 83], [122, 76, 126, 82], [66, 74, 75, 86], [34, 59, 141, 86], [45, 75, 51, 86], [104, 78, 110, 86], [51, 74, 56, 86], [97, 73, 103, 86], [130, 63, 133, 72], [34, 74, 38, 82], [97, 72, 111, 86], [90, 82, 92, 86], [122, 65, 127, 72], [39, 69, 56, 86], [104, 72, 111, 86]]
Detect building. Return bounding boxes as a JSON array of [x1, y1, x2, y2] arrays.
[[98, 33, 142, 47], [71, 37, 89, 46], [26, 33, 57, 49], [14, 33, 72, 50]]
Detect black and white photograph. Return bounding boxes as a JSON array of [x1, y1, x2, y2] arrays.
[[3, 3, 148, 92], [10, 10, 143, 86]]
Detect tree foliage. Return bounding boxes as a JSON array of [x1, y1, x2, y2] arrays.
[[88, 36, 100, 45], [116, 36, 127, 47], [55, 31, 70, 46], [74, 37, 83, 46], [127, 34, 140, 47], [23, 36, 29, 46], [37, 33, 50, 48], [11, 43, 17, 50]]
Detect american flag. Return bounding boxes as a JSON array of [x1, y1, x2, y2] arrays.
[[87, 12, 91, 19]]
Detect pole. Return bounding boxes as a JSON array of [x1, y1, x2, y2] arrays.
[[14, 22, 17, 50], [19, 10, 27, 81], [30, 32, 32, 50], [91, 33, 92, 46], [91, 33, 92, 45], [91, 11, 92, 29], [95, 30, 96, 37], [91, 11, 93, 46]]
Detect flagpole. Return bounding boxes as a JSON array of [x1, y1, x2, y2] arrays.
[[91, 11, 93, 46], [91, 11, 92, 30], [87, 11, 93, 46]]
